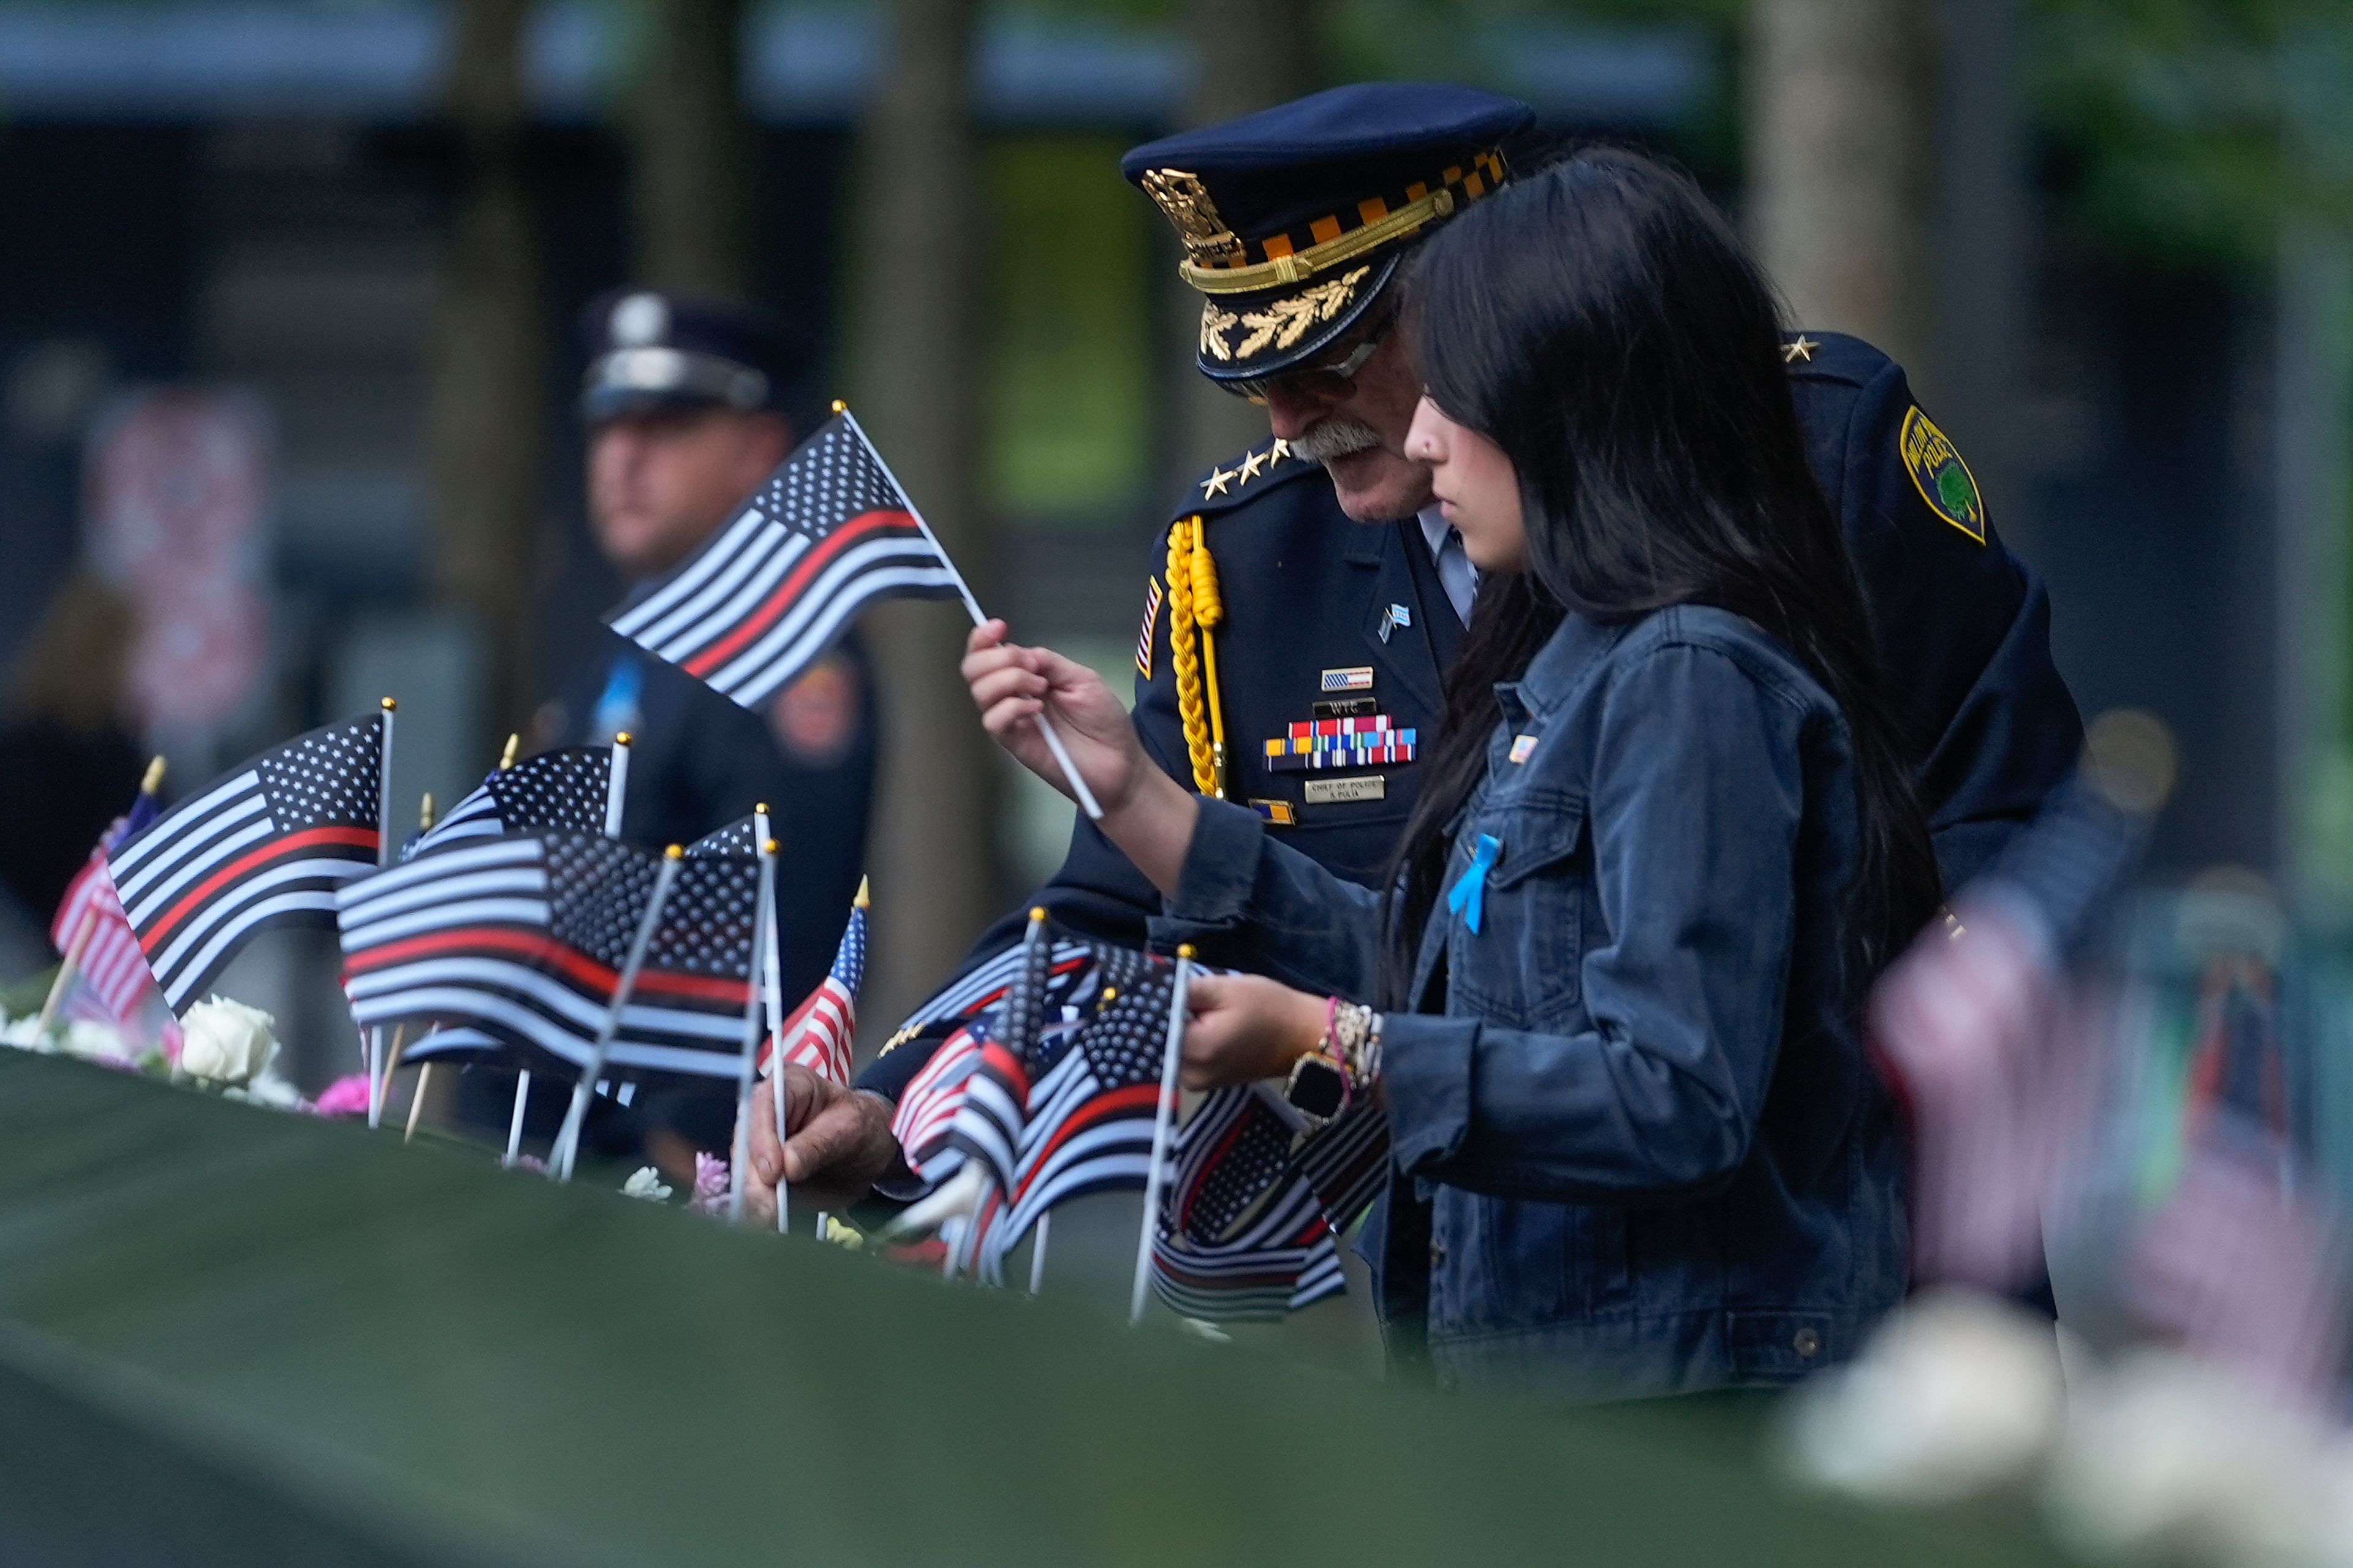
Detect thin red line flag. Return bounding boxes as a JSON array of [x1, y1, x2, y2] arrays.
[[108, 716, 385, 1012], [607, 415, 962, 710]]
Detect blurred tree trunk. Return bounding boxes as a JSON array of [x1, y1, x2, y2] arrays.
[[630, 0, 752, 297], [1746, 0, 1934, 375], [848, 0, 993, 1044], [426, 0, 545, 743], [1166, 0, 1324, 485]]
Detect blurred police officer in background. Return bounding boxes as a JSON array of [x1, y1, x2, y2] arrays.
[[746, 83, 2083, 1216], [491, 289, 878, 1168]]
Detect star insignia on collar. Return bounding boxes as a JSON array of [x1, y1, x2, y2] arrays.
[[1270, 437, 1292, 461], [1202, 466, 1234, 498], [1781, 335, 1819, 365], [1237, 448, 1268, 482]]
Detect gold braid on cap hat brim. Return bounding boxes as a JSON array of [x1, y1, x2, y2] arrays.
[[1172, 149, 1508, 296]]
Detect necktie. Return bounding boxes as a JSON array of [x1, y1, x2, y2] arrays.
[[1436, 526, 1478, 626]]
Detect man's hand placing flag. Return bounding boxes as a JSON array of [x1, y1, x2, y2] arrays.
[[742, 1065, 903, 1219]]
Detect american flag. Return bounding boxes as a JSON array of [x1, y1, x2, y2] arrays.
[[336, 831, 760, 1084], [892, 1024, 984, 1176], [48, 790, 162, 1026], [763, 889, 866, 1083], [607, 415, 964, 711], [409, 748, 612, 857], [1151, 1086, 1389, 1320], [974, 942, 1186, 1285], [109, 716, 385, 1012]]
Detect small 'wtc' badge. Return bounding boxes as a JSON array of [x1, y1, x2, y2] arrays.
[[1899, 407, 1986, 544]]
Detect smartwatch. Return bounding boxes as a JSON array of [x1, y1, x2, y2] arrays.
[[1283, 1050, 1351, 1130]]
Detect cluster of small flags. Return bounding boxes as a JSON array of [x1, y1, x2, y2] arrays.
[[1263, 715, 1416, 772], [51, 713, 867, 1116], [55, 411, 964, 1111], [887, 912, 1385, 1317]]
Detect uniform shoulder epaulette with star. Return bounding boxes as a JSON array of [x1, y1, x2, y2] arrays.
[[1176, 436, 1320, 521], [1778, 329, 1893, 388]]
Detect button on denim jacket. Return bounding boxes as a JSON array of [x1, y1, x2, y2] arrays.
[[1161, 605, 1908, 1402]]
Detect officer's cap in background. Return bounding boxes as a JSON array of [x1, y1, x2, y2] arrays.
[[579, 289, 801, 423], [1123, 82, 1533, 386]]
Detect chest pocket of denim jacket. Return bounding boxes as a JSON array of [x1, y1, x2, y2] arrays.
[[1449, 795, 1588, 1031]]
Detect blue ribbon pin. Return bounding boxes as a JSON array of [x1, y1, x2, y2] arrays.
[[1447, 833, 1502, 934]]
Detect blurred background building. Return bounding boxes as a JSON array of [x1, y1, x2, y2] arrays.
[[0, 0, 2345, 1078]]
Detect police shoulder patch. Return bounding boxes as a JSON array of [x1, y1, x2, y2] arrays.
[[768, 651, 861, 764], [1899, 407, 1986, 544]]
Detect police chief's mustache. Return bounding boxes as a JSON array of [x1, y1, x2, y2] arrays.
[[1290, 415, 1385, 464]]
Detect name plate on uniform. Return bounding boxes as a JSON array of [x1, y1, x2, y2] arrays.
[[1305, 775, 1386, 806]]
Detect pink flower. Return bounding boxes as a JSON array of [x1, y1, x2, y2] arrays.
[[160, 1017, 184, 1066], [691, 1153, 731, 1215], [310, 1074, 374, 1118]]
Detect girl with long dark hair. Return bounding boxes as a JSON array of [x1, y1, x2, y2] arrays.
[[962, 148, 1939, 1399]]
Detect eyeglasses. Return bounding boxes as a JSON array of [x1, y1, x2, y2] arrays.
[[1224, 312, 1396, 404]]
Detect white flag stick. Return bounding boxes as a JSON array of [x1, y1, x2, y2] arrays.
[[479, 739, 532, 1167], [404, 1061, 434, 1143], [754, 817, 795, 1234], [836, 406, 1102, 822], [504, 1069, 532, 1167], [552, 846, 683, 1180], [729, 843, 775, 1224], [367, 698, 399, 1129], [604, 732, 632, 836], [1129, 946, 1193, 1326], [1029, 1211, 1052, 1295], [37, 905, 100, 1034]]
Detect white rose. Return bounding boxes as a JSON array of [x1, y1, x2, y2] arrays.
[[178, 996, 279, 1084], [621, 1166, 673, 1202]]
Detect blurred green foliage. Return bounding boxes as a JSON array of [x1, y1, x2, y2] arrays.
[[2031, 0, 2353, 265], [1012, 0, 2351, 267], [985, 135, 1154, 518]]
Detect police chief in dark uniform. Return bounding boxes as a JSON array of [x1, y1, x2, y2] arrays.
[[745, 83, 2081, 1214], [516, 290, 878, 1162]]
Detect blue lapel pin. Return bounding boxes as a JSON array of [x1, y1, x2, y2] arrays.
[[1446, 833, 1502, 934]]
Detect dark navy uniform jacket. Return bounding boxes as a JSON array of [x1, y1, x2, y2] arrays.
[[861, 333, 2080, 1101]]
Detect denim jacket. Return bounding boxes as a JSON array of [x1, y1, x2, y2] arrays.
[[1161, 605, 1908, 1402]]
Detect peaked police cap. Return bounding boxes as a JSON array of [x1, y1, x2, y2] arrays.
[[1123, 83, 1533, 384], [578, 289, 803, 423]]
